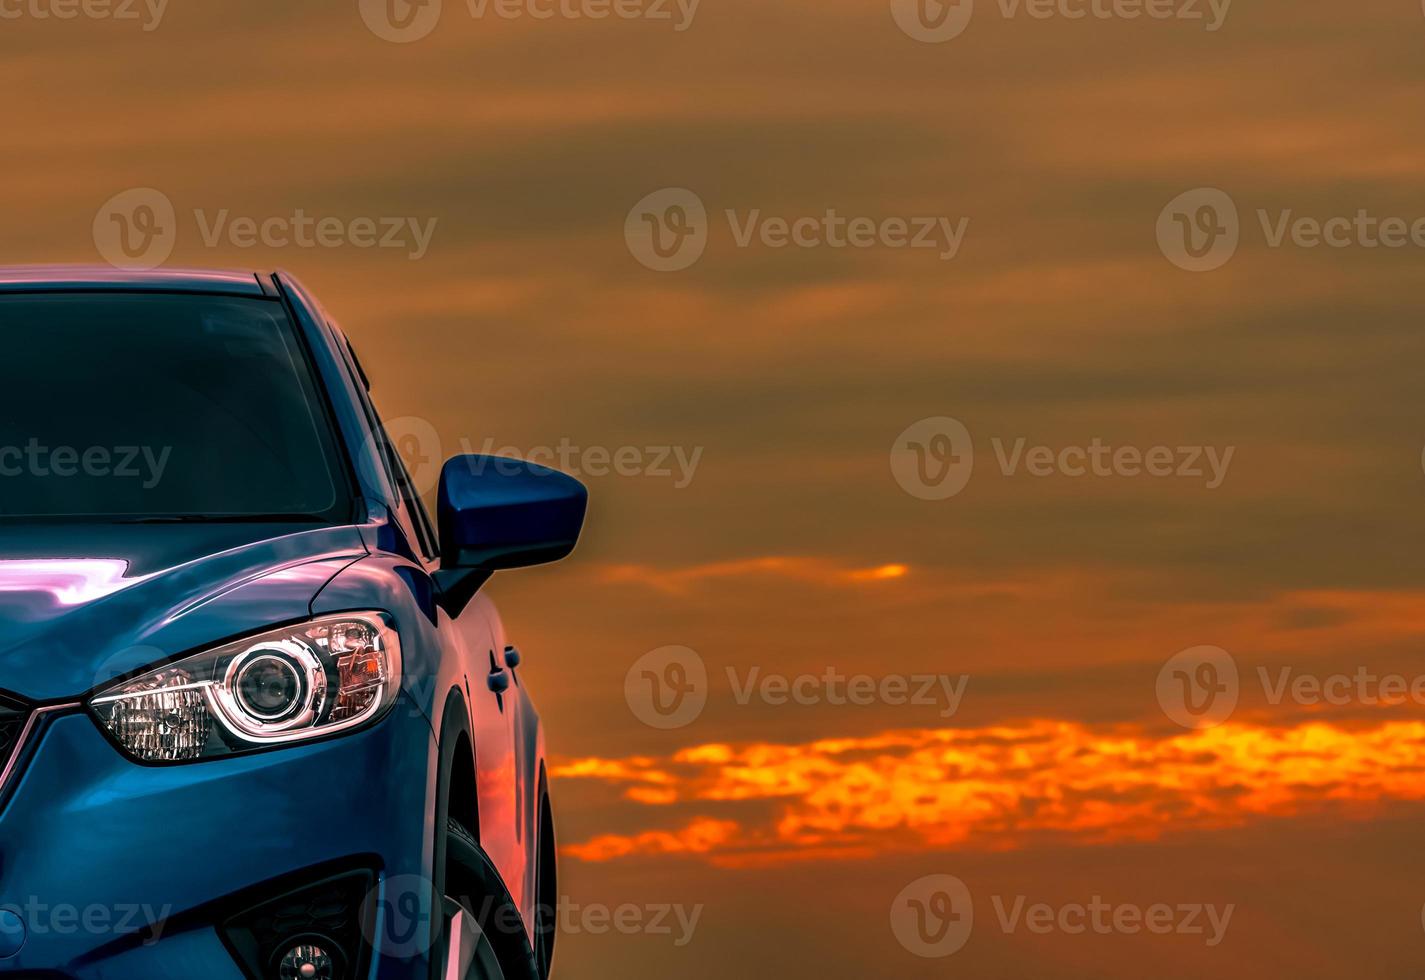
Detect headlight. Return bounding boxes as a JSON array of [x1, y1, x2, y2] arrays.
[[90, 612, 401, 762]]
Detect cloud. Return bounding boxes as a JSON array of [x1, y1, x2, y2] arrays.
[[595, 556, 909, 595], [562, 817, 741, 862], [555, 718, 1425, 867]]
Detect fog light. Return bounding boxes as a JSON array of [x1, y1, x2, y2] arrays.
[[278, 942, 333, 979]]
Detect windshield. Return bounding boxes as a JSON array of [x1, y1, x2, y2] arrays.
[[0, 292, 353, 521]]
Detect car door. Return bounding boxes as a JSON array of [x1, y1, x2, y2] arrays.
[[328, 327, 526, 903], [392, 455, 523, 908], [458, 596, 526, 910]]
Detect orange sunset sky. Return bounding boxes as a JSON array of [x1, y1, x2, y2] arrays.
[[8, 0, 1425, 975]]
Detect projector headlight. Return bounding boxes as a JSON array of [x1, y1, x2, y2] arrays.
[[90, 612, 401, 762]]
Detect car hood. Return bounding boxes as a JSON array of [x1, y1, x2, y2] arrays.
[[0, 523, 366, 702]]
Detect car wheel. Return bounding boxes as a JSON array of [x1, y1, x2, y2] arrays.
[[443, 817, 507, 980], [535, 794, 557, 980]]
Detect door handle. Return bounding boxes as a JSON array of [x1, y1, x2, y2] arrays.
[[487, 668, 510, 695], [486, 648, 510, 697]]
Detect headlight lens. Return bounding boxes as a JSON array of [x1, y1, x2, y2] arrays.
[[90, 612, 401, 762]]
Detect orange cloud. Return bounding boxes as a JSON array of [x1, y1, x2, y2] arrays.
[[554, 719, 1425, 867], [595, 557, 909, 595], [562, 818, 741, 863]]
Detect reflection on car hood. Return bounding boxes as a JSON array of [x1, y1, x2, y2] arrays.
[[0, 523, 366, 701]]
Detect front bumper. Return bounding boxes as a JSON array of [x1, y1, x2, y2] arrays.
[[0, 693, 440, 979]]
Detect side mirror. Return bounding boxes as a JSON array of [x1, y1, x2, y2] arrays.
[[433, 454, 588, 616]]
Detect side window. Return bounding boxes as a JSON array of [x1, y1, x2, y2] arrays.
[[331, 327, 440, 561], [385, 436, 440, 559]]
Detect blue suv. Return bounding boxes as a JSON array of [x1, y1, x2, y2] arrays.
[[0, 267, 585, 980]]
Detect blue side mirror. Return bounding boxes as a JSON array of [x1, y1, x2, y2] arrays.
[[434, 455, 588, 615]]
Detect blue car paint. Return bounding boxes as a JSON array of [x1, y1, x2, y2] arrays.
[[0, 268, 577, 979], [0, 524, 366, 701]]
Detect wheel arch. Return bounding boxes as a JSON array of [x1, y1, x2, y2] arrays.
[[435, 686, 478, 842], [535, 765, 557, 979], [434, 686, 538, 980]]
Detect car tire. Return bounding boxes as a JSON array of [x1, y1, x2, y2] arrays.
[[535, 794, 557, 980], [443, 817, 508, 980]]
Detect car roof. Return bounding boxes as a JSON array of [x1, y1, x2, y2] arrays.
[[0, 265, 273, 297]]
